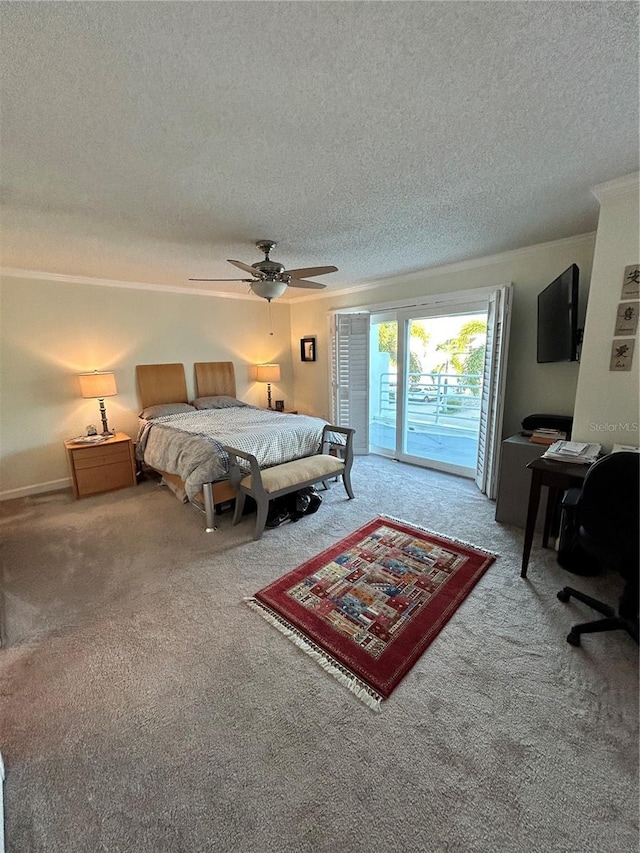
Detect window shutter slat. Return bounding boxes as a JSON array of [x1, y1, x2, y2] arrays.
[[331, 313, 370, 454], [475, 286, 512, 498]]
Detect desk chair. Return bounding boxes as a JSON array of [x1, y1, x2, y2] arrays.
[[557, 451, 639, 647]]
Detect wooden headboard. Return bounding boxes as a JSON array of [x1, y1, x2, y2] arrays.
[[194, 362, 236, 399], [136, 363, 189, 409]]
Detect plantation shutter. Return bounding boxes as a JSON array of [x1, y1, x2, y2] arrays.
[[475, 285, 512, 498], [331, 312, 370, 455]]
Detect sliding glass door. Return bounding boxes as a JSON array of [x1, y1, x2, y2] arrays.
[[370, 307, 487, 477], [369, 313, 398, 456], [337, 284, 512, 494], [400, 310, 486, 476]]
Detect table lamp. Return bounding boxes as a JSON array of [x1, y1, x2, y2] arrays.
[[255, 363, 281, 409], [78, 370, 118, 435]]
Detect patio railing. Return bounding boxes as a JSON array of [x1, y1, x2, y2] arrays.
[[376, 372, 482, 432]]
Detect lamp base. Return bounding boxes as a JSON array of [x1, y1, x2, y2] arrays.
[[98, 399, 114, 436]]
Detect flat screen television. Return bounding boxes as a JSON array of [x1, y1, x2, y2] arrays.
[[537, 264, 580, 363]]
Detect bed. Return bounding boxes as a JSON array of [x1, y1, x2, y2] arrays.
[[135, 362, 332, 531]]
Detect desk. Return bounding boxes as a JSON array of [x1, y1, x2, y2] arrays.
[[520, 456, 590, 578]]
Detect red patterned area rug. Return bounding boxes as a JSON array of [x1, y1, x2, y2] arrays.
[[247, 515, 497, 710]]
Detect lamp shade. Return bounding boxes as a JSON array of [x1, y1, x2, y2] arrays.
[[78, 371, 117, 399], [255, 363, 281, 383]]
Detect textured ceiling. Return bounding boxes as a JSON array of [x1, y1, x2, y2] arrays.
[[1, 1, 638, 301]]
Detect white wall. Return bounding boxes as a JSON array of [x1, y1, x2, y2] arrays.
[[289, 233, 596, 437], [0, 275, 293, 497], [4, 217, 629, 499], [572, 173, 640, 449]]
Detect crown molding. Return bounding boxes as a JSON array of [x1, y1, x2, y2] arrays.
[[2, 230, 597, 306], [288, 231, 597, 303], [591, 172, 639, 203], [0, 268, 260, 301]]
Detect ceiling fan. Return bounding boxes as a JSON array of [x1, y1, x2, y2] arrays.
[[189, 240, 338, 301]]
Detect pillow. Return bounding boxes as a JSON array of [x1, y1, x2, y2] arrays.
[[192, 395, 248, 410], [139, 403, 196, 419]]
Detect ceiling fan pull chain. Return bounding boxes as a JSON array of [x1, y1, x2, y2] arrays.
[[268, 300, 274, 336]]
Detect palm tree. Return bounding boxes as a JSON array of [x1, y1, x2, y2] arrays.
[[434, 319, 486, 376], [433, 319, 487, 408], [378, 321, 430, 379]]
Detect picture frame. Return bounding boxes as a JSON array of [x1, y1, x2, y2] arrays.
[[614, 301, 639, 336], [609, 338, 635, 372], [300, 337, 316, 362], [621, 264, 640, 300]]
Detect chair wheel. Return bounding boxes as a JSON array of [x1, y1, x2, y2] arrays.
[[567, 630, 581, 647], [557, 589, 571, 603]]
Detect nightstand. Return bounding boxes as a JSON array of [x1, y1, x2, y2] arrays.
[[65, 432, 137, 499]]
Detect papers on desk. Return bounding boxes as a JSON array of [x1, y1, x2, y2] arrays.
[[542, 440, 601, 464]]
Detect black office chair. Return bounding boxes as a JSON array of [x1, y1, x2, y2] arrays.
[[557, 451, 639, 647]]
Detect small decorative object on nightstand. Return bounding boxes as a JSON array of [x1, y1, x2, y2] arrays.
[[65, 432, 137, 499], [273, 401, 298, 414]]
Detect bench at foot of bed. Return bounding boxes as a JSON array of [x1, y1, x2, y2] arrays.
[[223, 425, 355, 540]]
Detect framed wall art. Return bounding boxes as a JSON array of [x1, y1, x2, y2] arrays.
[[614, 301, 639, 336], [300, 337, 316, 362], [621, 264, 639, 300], [609, 338, 635, 371]]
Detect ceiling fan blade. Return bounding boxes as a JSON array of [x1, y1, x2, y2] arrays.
[[188, 278, 253, 282], [283, 265, 338, 279], [287, 279, 327, 290], [228, 259, 263, 277]]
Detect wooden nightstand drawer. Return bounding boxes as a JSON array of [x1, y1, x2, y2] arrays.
[[73, 445, 132, 469], [75, 460, 135, 496], [65, 432, 136, 499]]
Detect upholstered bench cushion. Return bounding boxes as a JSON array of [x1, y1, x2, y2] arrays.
[[241, 454, 345, 494]]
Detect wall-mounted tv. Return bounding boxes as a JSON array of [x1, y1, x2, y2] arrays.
[[537, 264, 580, 363]]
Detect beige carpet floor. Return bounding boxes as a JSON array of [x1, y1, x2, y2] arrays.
[[0, 455, 637, 852]]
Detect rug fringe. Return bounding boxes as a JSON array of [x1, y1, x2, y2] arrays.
[[380, 515, 499, 558], [245, 598, 382, 712]]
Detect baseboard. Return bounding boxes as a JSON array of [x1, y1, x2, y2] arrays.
[[0, 478, 71, 502], [0, 752, 5, 853]]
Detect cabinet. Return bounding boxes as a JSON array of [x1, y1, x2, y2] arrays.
[[495, 434, 549, 531], [65, 432, 137, 499]]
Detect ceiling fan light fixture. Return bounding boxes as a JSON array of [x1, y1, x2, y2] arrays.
[[251, 280, 288, 301], [189, 239, 338, 301]]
